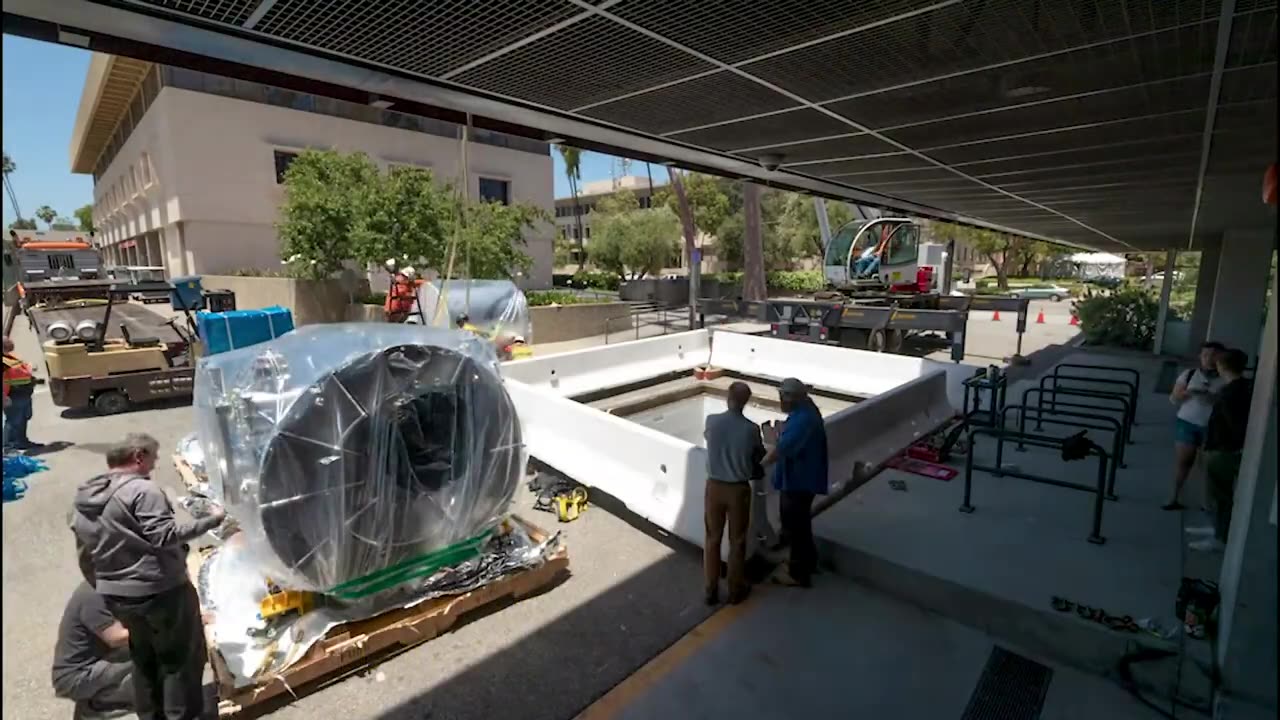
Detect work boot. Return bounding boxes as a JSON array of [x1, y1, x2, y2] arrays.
[[728, 586, 751, 605], [704, 588, 719, 606], [770, 564, 805, 588]]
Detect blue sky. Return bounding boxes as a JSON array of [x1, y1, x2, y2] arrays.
[[3, 36, 95, 227], [1, 34, 645, 226]]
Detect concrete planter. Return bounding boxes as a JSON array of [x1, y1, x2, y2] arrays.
[[346, 304, 384, 322], [530, 302, 634, 344], [202, 275, 370, 326]]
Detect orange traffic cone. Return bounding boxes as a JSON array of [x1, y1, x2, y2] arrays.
[[1036, 310, 1045, 324], [992, 310, 1001, 321], [1069, 314, 1079, 326]]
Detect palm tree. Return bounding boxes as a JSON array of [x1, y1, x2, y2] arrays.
[[2, 152, 23, 222], [557, 145, 585, 270], [36, 205, 57, 229]]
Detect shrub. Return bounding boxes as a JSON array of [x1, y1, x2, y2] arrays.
[[355, 291, 387, 306], [765, 270, 824, 293], [1074, 288, 1178, 350], [526, 290, 590, 307], [552, 273, 574, 288], [569, 270, 620, 291]]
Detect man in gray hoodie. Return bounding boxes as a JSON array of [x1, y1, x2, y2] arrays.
[[70, 433, 224, 720]]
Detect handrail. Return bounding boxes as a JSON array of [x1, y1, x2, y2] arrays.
[[604, 302, 692, 344]]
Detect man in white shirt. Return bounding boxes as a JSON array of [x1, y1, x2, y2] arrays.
[[1165, 341, 1226, 510]]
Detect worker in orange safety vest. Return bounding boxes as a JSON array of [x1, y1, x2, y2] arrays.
[[3, 336, 43, 450], [383, 266, 420, 323]]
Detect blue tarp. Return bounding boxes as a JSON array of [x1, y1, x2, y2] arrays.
[[3, 454, 48, 502]]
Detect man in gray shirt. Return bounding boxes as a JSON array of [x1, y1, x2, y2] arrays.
[[703, 382, 764, 605], [71, 433, 224, 720]]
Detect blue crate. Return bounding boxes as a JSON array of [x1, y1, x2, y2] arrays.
[[197, 306, 294, 356]]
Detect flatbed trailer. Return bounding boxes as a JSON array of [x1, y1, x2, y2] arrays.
[[698, 293, 1031, 362]]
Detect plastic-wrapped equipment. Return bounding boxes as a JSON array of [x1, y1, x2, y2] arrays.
[[193, 323, 524, 595], [415, 279, 532, 345]]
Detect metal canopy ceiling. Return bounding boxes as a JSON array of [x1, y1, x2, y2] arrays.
[[4, 0, 1276, 252]]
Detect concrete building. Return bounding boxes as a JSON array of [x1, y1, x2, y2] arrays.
[[69, 55, 555, 287], [554, 175, 667, 267]]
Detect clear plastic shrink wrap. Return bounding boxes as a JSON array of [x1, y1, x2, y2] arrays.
[[415, 279, 532, 344], [193, 323, 525, 596]]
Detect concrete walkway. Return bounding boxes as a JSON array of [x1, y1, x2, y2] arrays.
[[580, 576, 1166, 720]]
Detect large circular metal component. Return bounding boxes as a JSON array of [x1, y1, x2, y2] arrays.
[[252, 343, 522, 591]]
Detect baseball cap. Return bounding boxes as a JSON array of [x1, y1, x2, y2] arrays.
[[779, 377, 808, 396]]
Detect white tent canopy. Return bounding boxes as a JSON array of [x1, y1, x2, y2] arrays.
[[1068, 252, 1127, 280]]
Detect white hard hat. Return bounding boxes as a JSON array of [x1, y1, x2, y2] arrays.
[[384, 258, 398, 270], [401, 266, 417, 278]]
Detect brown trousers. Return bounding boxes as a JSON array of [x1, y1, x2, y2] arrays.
[[704, 478, 752, 596]]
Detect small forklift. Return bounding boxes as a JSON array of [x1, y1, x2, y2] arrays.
[[25, 279, 201, 414]]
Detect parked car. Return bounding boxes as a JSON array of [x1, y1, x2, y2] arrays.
[[1010, 284, 1070, 301], [1084, 276, 1123, 289]]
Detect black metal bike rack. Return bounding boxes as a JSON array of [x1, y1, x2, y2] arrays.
[[1025, 386, 1135, 448], [1050, 363, 1141, 402], [1004, 403, 1124, 499], [1038, 374, 1138, 431], [961, 426, 1110, 545], [1039, 376, 1141, 430]]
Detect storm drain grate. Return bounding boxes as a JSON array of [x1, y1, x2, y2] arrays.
[[1154, 360, 1181, 394], [959, 646, 1053, 720]]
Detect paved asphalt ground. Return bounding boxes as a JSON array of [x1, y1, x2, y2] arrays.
[[2, 299, 1079, 720]]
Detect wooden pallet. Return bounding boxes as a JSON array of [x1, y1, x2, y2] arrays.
[[184, 496, 567, 716]]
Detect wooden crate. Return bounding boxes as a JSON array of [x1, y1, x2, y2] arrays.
[[188, 517, 568, 717]]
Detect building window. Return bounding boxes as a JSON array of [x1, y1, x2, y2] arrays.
[[140, 152, 153, 185], [478, 177, 510, 205], [274, 150, 299, 184]]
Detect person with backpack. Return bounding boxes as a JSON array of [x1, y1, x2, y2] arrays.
[[1187, 348, 1253, 552], [1165, 341, 1226, 510]]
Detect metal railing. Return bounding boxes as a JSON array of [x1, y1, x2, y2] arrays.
[[1038, 374, 1138, 431], [604, 301, 691, 344], [1025, 386, 1135, 448]]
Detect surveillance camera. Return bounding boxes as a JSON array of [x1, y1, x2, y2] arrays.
[[757, 153, 784, 172]]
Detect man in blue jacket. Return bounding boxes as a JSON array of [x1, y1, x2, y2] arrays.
[[762, 378, 828, 587]]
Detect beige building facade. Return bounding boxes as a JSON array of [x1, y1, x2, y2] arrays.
[[71, 55, 555, 287]]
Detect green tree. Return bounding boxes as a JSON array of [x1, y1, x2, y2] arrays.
[[74, 204, 95, 233], [948, 224, 1020, 290], [655, 172, 730, 239], [589, 190, 680, 280], [51, 217, 78, 231], [8, 218, 37, 230], [456, 199, 543, 280], [2, 152, 21, 221], [557, 146, 586, 269], [35, 205, 57, 228], [353, 164, 453, 271], [276, 149, 382, 280], [776, 194, 855, 261]]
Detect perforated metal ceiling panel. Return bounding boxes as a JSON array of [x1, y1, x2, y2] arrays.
[[9, 0, 1277, 250]]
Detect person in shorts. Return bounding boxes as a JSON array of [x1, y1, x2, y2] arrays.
[[1165, 341, 1226, 510]]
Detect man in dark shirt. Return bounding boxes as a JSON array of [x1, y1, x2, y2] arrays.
[[1188, 348, 1253, 552], [762, 378, 829, 588], [52, 582, 134, 719]]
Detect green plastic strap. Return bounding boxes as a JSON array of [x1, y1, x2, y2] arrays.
[[326, 528, 494, 601]]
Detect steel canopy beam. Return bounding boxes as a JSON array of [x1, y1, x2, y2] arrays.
[[2, 0, 1078, 245], [1187, 0, 1238, 250]]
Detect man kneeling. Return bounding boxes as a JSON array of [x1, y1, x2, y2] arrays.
[[52, 582, 134, 720]]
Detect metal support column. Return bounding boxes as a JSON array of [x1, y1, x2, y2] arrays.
[[1153, 249, 1177, 355]]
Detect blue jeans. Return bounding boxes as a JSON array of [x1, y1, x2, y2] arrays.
[[4, 391, 33, 447], [854, 257, 879, 278]]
